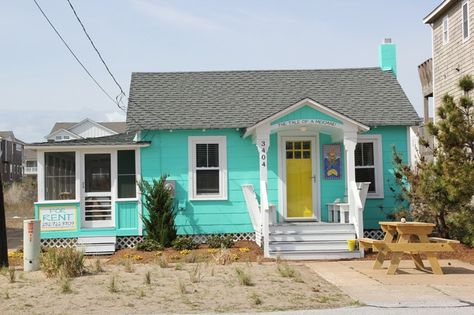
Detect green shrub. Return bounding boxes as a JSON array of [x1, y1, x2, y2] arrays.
[[41, 248, 85, 278], [207, 235, 235, 249], [172, 237, 198, 250], [235, 267, 253, 286], [136, 239, 163, 252], [139, 176, 177, 247]]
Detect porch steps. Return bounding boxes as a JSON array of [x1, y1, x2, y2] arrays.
[[268, 223, 361, 260], [77, 236, 116, 255]]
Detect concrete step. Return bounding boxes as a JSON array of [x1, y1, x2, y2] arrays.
[[77, 236, 116, 255], [269, 240, 350, 252], [268, 249, 361, 260], [269, 232, 356, 242]]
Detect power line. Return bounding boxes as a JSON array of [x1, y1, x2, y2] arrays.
[[32, 0, 120, 108], [64, 0, 149, 134], [66, 0, 127, 110], [33, 0, 148, 134]]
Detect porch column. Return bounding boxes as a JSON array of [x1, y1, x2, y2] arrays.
[[343, 132, 357, 194], [256, 129, 271, 257]]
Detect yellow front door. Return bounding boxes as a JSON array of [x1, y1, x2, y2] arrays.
[[285, 140, 314, 218]]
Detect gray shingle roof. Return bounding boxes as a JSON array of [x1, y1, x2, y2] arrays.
[[27, 132, 149, 147], [127, 68, 420, 131]]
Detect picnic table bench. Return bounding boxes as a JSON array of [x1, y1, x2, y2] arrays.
[[359, 221, 459, 275]]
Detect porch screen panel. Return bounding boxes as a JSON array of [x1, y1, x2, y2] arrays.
[[118, 150, 136, 198], [45, 152, 76, 200], [355, 142, 376, 192], [196, 143, 219, 194]]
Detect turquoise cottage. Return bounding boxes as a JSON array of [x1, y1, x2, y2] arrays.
[[28, 41, 420, 259]]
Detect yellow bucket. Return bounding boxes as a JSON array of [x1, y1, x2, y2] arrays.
[[347, 239, 356, 252]]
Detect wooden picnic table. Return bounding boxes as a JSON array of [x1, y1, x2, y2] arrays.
[[359, 221, 459, 275]]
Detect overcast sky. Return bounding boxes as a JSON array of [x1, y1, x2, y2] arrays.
[[0, 0, 439, 142]]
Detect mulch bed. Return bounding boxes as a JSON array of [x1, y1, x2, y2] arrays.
[[362, 243, 474, 265], [107, 240, 271, 265]]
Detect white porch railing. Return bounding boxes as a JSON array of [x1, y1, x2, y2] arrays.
[[242, 181, 272, 256], [25, 166, 38, 175], [242, 184, 262, 246]]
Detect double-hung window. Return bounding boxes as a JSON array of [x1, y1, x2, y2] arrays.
[[188, 136, 227, 200], [355, 135, 383, 198], [443, 15, 449, 44], [463, 0, 470, 40]]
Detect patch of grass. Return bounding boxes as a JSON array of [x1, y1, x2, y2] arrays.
[[277, 262, 296, 278], [189, 264, 203, 283], [138, 288, 146, 299], [248, 292, 263, 305], [157, 256, 169, 268], [92, 259, 103, 274], [184, 253, 197, 263], [256, 255, 263, 265], [212, 248, 234, 265], [177, 278, 187, 294], [4, 290, 10, 299], [144, 271, 151, 285], [124, 259, 135, 273], [7, 267, 16, 283], [108, 276, 119, 293], [41, 248, 85, 278], [59, 277, 72, 294], [175, 262, 184, 270], [235, 267, 253, 286]]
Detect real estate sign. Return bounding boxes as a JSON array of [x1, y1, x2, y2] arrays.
[[39, 206, 77, 231]]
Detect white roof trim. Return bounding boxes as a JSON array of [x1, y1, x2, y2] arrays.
[[45, 128, 82, 140], [69, 118, 119, 135], [243, 98, 370, 138], [25, 143, 149, 150], [423, 0, 456, 24]]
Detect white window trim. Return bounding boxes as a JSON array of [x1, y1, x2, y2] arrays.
[[356, 134, 384, 199], [463, 0, 470, 42], [188, 136, 227, 201], [442, 15, 449, 45]]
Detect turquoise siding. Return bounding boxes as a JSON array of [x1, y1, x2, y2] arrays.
[[35, 201, 139, 238], [140, 129, 257, 235], [116, 201, 139, 236], [140, 125, 408, 233], [363, 126, 408, 229], [271, 105, 342, 125]]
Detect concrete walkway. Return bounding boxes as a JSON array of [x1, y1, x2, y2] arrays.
[[305, 259, 474, 309]]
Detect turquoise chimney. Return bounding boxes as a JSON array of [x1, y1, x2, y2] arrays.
[[379, 38, 397, 77]]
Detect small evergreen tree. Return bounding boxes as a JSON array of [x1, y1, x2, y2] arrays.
[[393, 75, 474, 246], [139, 175, 177, 247]]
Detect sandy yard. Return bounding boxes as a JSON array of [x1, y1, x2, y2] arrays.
[[0, 259, 355, 314]]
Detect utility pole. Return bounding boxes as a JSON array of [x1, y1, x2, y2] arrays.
[[0, 148, 8, 267]]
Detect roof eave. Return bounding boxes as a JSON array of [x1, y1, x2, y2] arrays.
[[423, 0, 456, 24]]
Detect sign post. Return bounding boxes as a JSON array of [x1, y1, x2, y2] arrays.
[[0, 148, 8, 267]]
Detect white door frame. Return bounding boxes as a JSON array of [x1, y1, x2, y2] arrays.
[[278, 132, 320, 221], [80, 150, 117, 228]]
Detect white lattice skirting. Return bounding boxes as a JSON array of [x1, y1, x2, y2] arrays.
[[178, 232, 256, 244], [41, 238, 77, 248], [116, 236, 143, 249], [363, 229, 385, 240]]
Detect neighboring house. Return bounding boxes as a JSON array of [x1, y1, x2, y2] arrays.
[[27, 41, 420, 259], [46, 119, 126, 142], [25, 119, 127, 177], [24, 148, 38, 178], [424, 0, 473, 120], [0, 131, 24, 182]]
